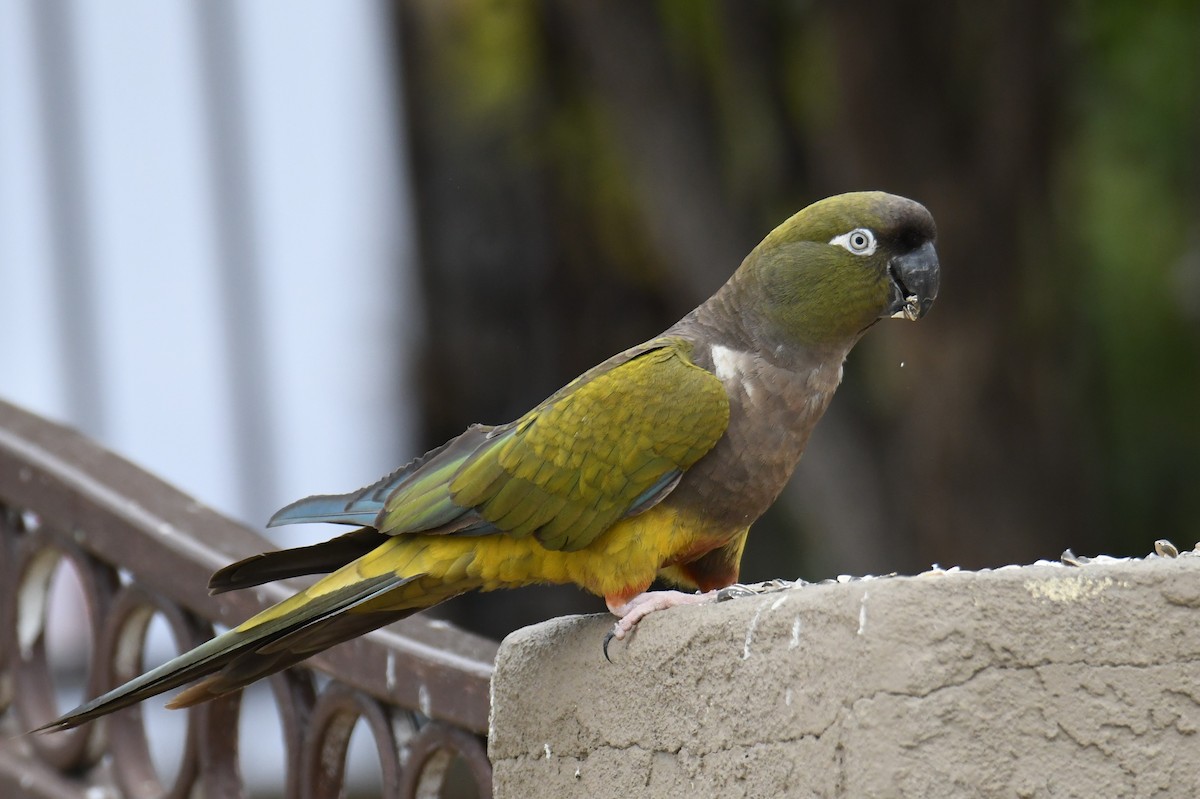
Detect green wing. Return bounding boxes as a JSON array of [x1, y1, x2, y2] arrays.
[[385, 339, 730, 552]]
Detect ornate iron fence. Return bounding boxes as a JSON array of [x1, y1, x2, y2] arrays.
[[0, 399, 497, 798]]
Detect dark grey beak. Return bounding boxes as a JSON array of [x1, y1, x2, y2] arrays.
[[886, 241, 940, 321]]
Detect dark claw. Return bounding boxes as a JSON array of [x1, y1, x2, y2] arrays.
[[602, 630, 616, 663]]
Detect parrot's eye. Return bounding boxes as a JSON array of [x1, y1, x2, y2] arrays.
[[830, 228, 877, 256]]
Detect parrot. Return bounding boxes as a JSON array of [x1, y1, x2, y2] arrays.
[[41, 190, 939, 732]]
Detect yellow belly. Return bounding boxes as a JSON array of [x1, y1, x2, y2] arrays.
[[365, 503, 716, 599], [240, 504, 726, 631]]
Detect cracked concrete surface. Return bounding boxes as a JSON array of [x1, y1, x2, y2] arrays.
[[489, 552, 1200, 798]]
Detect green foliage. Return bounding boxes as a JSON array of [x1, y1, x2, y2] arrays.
[[438, 0, 544, 129], [1068, 0, 1200, 544]]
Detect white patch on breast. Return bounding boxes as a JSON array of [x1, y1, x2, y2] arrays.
[[711, 344, 745, 380], [710, 344, 759, 400]]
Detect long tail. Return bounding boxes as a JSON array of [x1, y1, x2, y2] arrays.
[[39, 513, 502, 733], [37, 568, 421, 732]]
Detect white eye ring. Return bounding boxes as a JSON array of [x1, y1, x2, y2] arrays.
[[830, 228, 877, 256]]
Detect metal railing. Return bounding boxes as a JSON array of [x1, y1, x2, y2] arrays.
[[0, 399, 497, 798]]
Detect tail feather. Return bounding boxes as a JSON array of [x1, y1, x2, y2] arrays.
[[207, 527, 390, 594], [37, 571, 420, 732], [166, 609, 407, 709]]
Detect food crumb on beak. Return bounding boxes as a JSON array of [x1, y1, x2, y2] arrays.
[[891, 295, 922, 321]]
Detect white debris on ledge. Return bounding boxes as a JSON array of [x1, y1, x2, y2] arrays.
[[713, 538, 1200, 600]]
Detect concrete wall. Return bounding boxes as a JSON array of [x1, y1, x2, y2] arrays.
[[489, 549, 1200, 798]]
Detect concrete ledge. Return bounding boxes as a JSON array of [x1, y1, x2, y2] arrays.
[[489, 549, 1200, 798]]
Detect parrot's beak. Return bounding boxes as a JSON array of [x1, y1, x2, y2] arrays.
[[886, 241, 940, 321]]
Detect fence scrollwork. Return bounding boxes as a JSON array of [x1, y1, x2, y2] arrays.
[[0, 399, 497, 798]]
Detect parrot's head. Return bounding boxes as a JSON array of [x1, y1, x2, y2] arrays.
[[739, 191, 940, 347]]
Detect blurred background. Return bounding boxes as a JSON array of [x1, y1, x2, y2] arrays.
[[2, 1, 1198, 794], [3, 0, 1199, 665]]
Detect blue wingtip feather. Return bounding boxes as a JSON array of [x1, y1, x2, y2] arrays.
[[267, 424, 498, 531], [266, 494, 382, 528]]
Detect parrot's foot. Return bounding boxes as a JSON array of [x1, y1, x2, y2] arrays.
[[602, 590, 718, 662]]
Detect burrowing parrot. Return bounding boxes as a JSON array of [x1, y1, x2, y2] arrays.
[[42, 191, 939, 732]]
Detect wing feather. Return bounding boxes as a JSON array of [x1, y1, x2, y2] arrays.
[[444, 339, 729, 551], [267, 339, 729, 555]]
